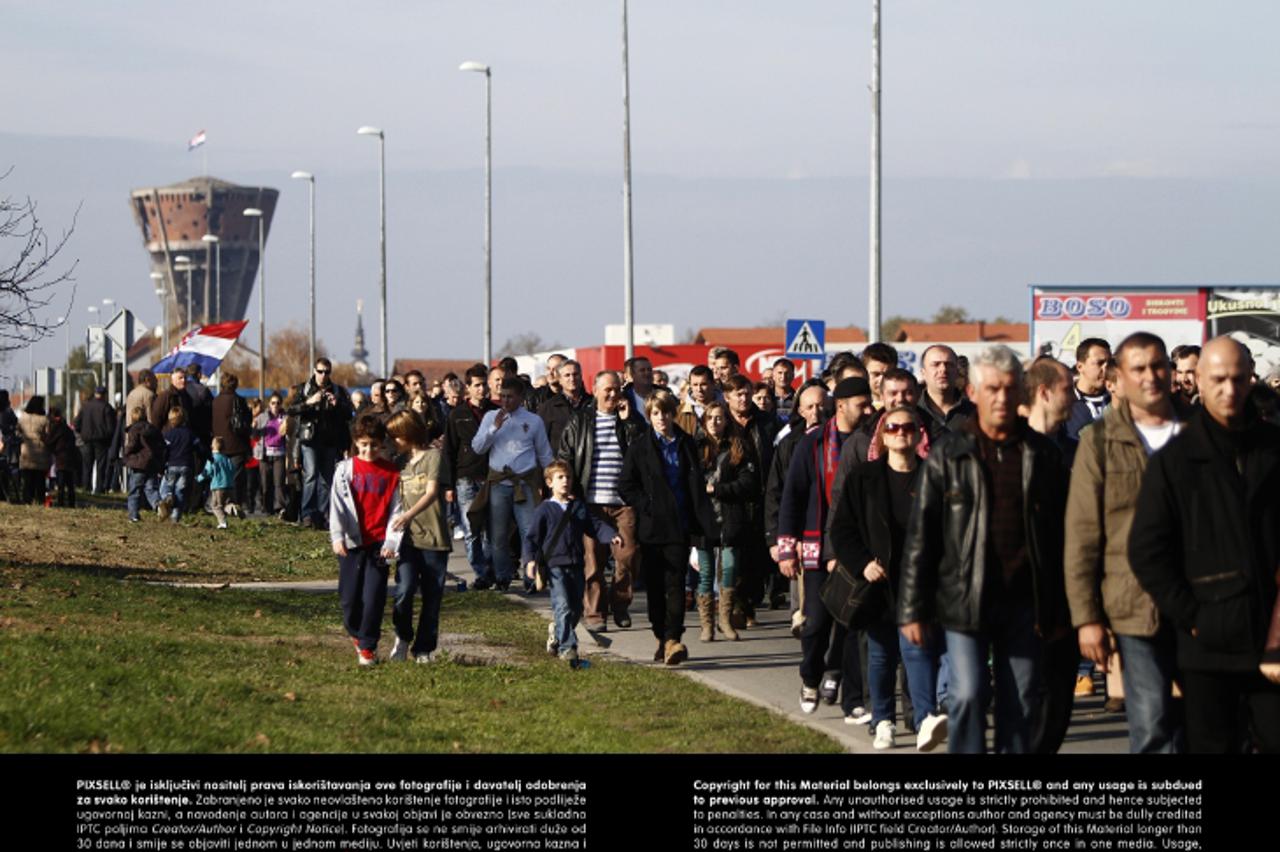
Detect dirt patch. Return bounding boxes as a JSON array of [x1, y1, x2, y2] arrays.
[[436, 632, 528, 667]]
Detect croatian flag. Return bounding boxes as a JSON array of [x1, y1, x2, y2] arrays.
[[152, 320, 248, 376], [188, 129, 207, 151]]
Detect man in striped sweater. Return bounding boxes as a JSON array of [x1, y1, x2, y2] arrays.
[[558, 370, 646, 630]]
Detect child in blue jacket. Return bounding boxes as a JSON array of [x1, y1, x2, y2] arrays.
[[196, 436, 238, 528], [523, 461, 620, 666]]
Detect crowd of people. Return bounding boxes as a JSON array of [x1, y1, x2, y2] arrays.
[[2, 334, 1279, 755]]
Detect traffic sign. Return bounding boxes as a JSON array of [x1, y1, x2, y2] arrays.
[[785, 319, 825, 359]]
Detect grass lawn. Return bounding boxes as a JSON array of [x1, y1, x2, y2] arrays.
[[0, 559, 841, 754], [0, 500, 335, 582]]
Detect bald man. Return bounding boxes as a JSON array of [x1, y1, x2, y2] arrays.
[[1129, 336, 1280, 753]]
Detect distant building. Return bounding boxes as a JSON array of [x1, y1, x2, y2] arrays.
[[130, 176, 278, 336]]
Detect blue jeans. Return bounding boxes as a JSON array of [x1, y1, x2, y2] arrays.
[[695, 547, 736, 595], [866, 621, 945, 728], [301, 444, 338, 525], [160, 465, 190, 518], [945, 600, 1042, 754], [550, 565, 586, 652], [393, 546, 449, 656], [1116, 632, 1185, 754], [486, 480, 537, 583], [338, 545, 389, 651], [126, 470, 160, 519], [455, 477, 491, 581]]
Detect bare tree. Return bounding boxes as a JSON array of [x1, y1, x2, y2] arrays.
[[0, 172, 78, 354], [497, 331, 562, 358]]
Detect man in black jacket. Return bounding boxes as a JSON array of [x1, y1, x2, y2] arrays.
[[558, 370, 645, 629], [446, 365, 497, 588], [538, 359, 591, 453], [899, 345, 1070, 753], [917, 344, 975, 442], [74, 386, 117, 493], [724, 373, 781, 623], [286, 357, 354, 529], [1129, 336, 1280, 753]]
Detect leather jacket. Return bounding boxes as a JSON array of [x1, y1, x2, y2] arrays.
[[557, 402, 645, 500], [898, 420, 1070, 636]]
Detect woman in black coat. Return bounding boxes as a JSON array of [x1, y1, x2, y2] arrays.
[[828, 405, 945, 751], [693, 402, 758, 641], [618, 390, 714, 666]]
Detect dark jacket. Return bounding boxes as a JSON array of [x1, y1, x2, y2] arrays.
[[697, 437, 760, 548], [1065, 384, 1109, 443], [150, 387, 191, 430], [445, 400, 497, 482], [828, 458, 921, 626], [184, 380, 214, 443], [123, 420, 166, 474], [74, 397, 116, 442], [777, 421, 854, 567], [285, 378, 354, 449], [162, 424, 201, 469], [618, 427, 715, 546], [47, 417, 79, 471], [898, 420, 1071, 636], [764, 421, 816, 546], [521, 497, 618, 569], [212, 392, 252, 457], [1128, 407, 1280, 672], [538, 391, 592, 455], [732, 406, 780, 483], [917, 393, 975, 443], [556, 403, 645, 500]]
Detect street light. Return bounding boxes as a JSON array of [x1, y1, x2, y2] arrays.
[[291, 170, 317, 369], [56, 315, 69, 416], [244, 208, 266, 401], [202, 234, 220, 326], [174, 255, 193, 330], [459, 61, 493, 364], [151, 272, 168, 354], [356, 126, 387, 377], [620, 0, 635, 360]]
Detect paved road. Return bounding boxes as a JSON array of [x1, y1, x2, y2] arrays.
[[214, 549, 1130, 755]]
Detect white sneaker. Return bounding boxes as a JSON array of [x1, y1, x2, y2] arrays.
[[546, 621, 559, 656], [217, 521, 228, 530], [846, 706, 872, 726], [799, 686, 819, 715], [916, 712, 948, 753], [452, 527, 465, 541], [389, 637, 408, 662], [873, 720, 896, 750]]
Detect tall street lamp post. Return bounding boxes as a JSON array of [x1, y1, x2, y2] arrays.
[[356, 127, 387, 377], [459, 61, 492, 364], [291, 170, 317, 369], [202, 234, 220, 326], [244, 208, 266, 400], [620, 0, 635, 361], [151, 272, 168, 354], [173, 256, 193, 330]]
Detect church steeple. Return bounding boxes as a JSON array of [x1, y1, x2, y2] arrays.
[[352, 299, 370, 377]]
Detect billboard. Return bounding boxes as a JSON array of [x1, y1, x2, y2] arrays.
[[1207, 288, 1280, 376], [1031, 288, 1206, 362]]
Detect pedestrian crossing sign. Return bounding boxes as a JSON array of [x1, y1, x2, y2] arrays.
[[785, 319, 825, 358]]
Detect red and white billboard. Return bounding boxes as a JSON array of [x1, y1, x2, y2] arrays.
[[1031, 289, 1206, 361]]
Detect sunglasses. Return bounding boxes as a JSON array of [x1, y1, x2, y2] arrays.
[[883, 421, 918, 435], [315, 368, 330, 375]]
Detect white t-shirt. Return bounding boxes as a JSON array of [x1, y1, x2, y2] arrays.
[[1134, 418, 1182, 457]]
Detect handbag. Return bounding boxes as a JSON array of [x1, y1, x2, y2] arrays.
[[819, 562, 890, 630]]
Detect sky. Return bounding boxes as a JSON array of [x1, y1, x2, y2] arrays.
[[2, 1, 1279, 383]]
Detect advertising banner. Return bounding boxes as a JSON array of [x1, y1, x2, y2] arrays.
[[1206, 288, 1280, 376], [1031, 289, 1206, 362]]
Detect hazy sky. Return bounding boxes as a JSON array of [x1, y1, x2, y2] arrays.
[[3, 1, 1279, 381]]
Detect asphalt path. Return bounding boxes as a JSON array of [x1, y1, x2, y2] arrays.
[[221, 549, 1131, 755]]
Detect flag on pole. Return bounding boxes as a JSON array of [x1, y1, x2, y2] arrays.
[[152, 320, 248, 376], [188, 129, 207, 151]]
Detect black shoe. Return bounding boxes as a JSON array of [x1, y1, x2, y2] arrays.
[[495, 580, 511, 592], [818, 673, 840, 705], [612, 610, 632, 629], [522, 578, 535, 594], [472, 577, 493, 591]]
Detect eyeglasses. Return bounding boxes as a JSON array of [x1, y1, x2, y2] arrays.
[[883, 421, 918, 435], [314, 368, 330, 375]]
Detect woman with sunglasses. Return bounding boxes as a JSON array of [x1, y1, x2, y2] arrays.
[[828, 405, 946, 751]]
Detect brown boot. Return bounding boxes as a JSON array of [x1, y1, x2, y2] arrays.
[[718, 588, 741, 641], [663, 639, 688, 665], [697, 594, 715, 642]]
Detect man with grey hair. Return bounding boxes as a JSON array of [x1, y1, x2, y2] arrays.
[[900, 345, 1071, 753]]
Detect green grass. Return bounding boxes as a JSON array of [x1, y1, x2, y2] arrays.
[[0, 563, 841, 754], [0, 501, 335, 582]]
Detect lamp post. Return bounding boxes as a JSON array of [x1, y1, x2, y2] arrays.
[[174, 255, 193, 330], [202, 234, 220, 326], [356, 126, 387, 377], [867, 0, 882, 343], [152, 272, 168, 354], [620, 0, 635, 361], [56, 315, 69, 416], [244, 208, 266, 400], [86, 305, 103, 390], [291, 170, 317, 369], [459, 61, 492, 364]]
